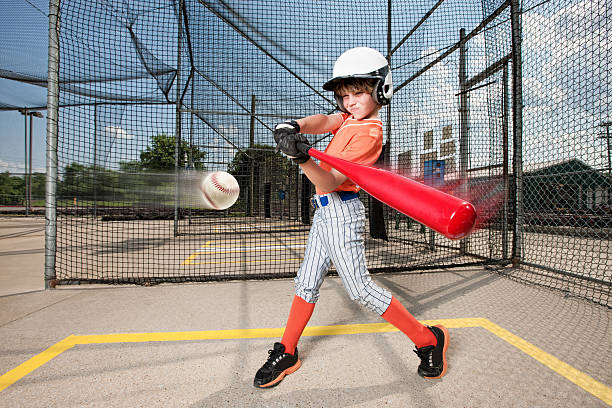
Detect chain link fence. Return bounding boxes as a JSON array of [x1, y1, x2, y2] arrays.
[[508, 0, 610, 305], [0, 0, 608, 306]]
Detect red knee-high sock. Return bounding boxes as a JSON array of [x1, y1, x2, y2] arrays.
[[281, 295, 315, 355], [381, 296, 436, 348]]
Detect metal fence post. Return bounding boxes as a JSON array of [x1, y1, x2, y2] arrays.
[[249, 95, 256, 217], [45, 0, 61, 289], [510, 0, 524, 265], [28, 113, 33, 214], [93, 103, 97, 218], [174, 0, 184, 237], [502, 63, 510, 260], [458, 28, 469, 254], [23, 108, 29, 216]]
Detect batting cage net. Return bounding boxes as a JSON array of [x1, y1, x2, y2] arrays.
[[1, 0, 609, 306]]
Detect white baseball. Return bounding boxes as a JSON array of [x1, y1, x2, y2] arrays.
[[199, 171, 240, 210]]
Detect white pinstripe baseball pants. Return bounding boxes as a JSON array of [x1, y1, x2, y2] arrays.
[[294, 192, 392, 315]]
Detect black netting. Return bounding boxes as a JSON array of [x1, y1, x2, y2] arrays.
[[0, 0, 48, 109], [513, 0, 611, 305], [0, 0, 609, 306]]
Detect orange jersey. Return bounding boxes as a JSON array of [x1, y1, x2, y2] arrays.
[[316, 113, 383, 195]]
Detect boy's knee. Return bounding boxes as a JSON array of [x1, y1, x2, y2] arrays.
[[294, 282, 320, 304], [351, 282, 389, 315]]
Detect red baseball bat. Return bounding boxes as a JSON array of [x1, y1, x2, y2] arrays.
[[298, 143, 477, 240]]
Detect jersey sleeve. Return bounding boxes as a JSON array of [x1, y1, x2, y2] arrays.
[[330, 113, 351, 133]]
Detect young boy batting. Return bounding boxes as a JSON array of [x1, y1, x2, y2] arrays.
[[253, 47, 449, 389]]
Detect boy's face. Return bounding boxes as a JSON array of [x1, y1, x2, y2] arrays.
[[338, 90, 380, 120]]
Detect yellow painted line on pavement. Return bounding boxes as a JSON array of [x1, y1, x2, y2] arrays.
[[0, 336, 76, 392], [183, 248, 305, 265], [1, 318, 610, 405], [181, 241, 212, 265], [478, 318, 612, 406], [187, 257, 304, 265], [182, 239, 306, 265], [181, 253, 199, 265], [212, 236, 306, 245], [213, 224, 306, 232], [246, 236, 307, 242], [197, 245, 306, 253]]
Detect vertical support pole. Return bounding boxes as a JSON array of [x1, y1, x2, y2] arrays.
[[28, 114, 33, 214], [264, 182, 271, 218], [599, 122, 612, 206], [502, 63, 510, 260], [174, 0, 184, 237], [93, 103, 97, 218], [458, 28, 469, 254], [606, 124, 612, 177], [188, 74, 194, 225], [248, 95, 255, 217], [45, 0, 60, 289], [23, 108, 29, 216], [292, 165, 299, 220], [608, 125, 611, 206], [301, 173, 311, 225], [607, 124, 611, 205], [510, 0, 523, 265]]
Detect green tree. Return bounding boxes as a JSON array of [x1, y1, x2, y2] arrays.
[[228, 144, 292, 184], [61, 163, 89, 197], [119, 161, 141, 172], [30, 172, 46, 202], [0, 172, 25, 205], [61, 163, 125, 201], [228, 144, 294, 214], [139, 133, 207, 171]]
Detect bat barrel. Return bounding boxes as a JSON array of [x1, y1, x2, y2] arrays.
[[446, 202, 477, 239], [304, 147, 477, 240], [380, 170, 476, 239]]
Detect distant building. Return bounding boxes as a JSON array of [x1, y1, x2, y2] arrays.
[[523, 159, 611, 213]]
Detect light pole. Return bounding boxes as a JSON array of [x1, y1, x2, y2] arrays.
[[18, 109, 44, 216]]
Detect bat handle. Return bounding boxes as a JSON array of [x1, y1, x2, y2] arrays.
[[296, 142, 312, 155]]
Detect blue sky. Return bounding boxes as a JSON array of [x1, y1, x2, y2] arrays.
[[0, 0, 609, 176], [0, 109, 47, 174], [0, 0, 48, 174]]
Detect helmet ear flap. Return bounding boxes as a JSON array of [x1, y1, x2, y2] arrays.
[[371, 84, 380, 105], [374, 68, 393, 106]]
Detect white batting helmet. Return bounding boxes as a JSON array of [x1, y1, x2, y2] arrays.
[[323, 47, 393, 111]]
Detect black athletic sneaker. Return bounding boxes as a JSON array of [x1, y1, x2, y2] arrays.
[[253, 342, 301, 388], [414, 325, 449, 379]]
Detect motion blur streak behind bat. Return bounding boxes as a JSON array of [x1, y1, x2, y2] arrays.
[[298, 143, 477, 240]]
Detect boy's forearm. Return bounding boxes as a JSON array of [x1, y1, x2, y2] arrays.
[[299, 160, 347, 193], [296, 114, 340, 134]]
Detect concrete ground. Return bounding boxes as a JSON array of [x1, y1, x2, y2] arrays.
[[0, 216, 45, 296], [0, 216, 610, 407]]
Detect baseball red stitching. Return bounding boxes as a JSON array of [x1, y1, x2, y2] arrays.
[[200, 172, 239, 209], [211, 172, 239, 196], [199, 184, 220, 210]]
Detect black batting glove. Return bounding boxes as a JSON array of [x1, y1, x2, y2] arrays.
[[273, 120, 300, 150], [275, 133, 311, 164], [291, 135, 311, 164]]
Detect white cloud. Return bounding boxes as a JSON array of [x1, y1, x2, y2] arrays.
[[216, 124, 240, 146], [0, 159, 45, 174], [520, 0, 610, 167], [104, 126, 134, 139]]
